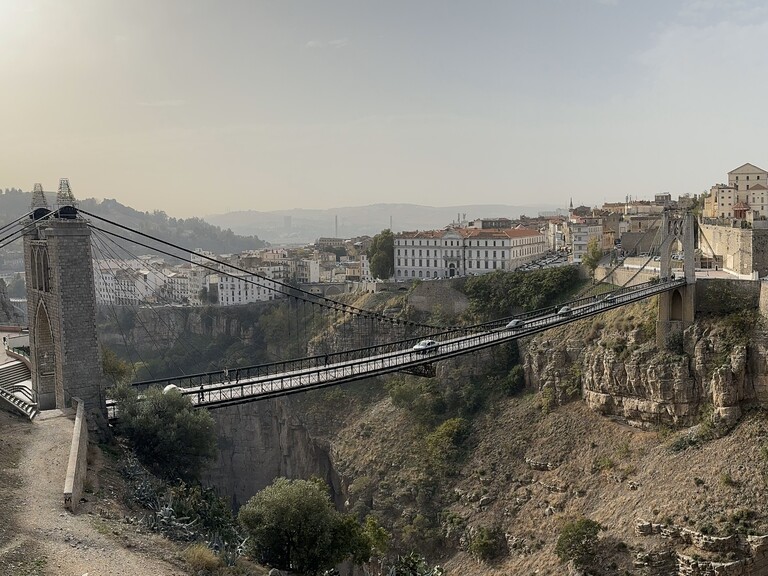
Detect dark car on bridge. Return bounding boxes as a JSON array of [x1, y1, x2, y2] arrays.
[[505, 319, 526, 330]]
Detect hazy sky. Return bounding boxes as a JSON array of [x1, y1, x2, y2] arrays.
[[2, 0, 766, 217]]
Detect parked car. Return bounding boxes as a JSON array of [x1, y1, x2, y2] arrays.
[[505, 319, 526, 330], [412, 339, 440, 354], [557, 306, 573, 317]]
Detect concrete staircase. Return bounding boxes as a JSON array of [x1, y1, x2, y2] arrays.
[[0, 360, 36, 420]]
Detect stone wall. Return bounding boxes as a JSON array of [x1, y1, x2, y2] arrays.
[[596, 265, 659, 286], [64, 397, 88, 512], [699, 223, 768, 277]]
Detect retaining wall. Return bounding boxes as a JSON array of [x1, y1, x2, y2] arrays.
[[63, 397, 88, 512]]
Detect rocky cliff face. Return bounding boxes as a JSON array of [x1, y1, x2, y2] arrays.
[[204, 399, 342, 509], [523, 300, 761, 429]]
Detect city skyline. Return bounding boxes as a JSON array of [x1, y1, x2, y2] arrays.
[[2, 0, 767, 218]]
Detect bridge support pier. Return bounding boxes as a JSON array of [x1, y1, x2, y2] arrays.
[[23, 181, 106, 417], [656, 211, 696, 349], [656, 284, 695, 349]]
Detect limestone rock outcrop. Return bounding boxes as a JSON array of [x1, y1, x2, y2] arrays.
[[523, 314, 764, 429]]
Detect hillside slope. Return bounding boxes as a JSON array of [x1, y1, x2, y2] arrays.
[[315, 292, 768, 575]]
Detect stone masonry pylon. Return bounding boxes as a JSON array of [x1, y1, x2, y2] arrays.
[[656, 210, 696, 348], [23, 180, 106, 416]]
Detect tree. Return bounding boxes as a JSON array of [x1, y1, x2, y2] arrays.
[[367, 229, 395, 280], [112, 384, 217, 481], [581, 237, 603, 278], [555, 518, 603, 569], [238, 477, 372, 575], [102, 348, 131, 385]]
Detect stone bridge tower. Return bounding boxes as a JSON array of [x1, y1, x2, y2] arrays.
[[656, 210, 696, 348], [23, 180, 106, 416]]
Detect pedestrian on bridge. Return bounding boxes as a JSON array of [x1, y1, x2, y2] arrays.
[[198, 385, 204, 403]]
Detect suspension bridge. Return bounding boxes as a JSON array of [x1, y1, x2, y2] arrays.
[[0, 180, 697, 421]]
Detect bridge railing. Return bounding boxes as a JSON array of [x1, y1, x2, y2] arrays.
[[129, 323, 491, 392], [468, 277, 676, 331], [127, 277, 685, 396]]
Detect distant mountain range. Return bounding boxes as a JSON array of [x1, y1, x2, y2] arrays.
[[0, 187, 563, 250], [205, 203, 564, 245]]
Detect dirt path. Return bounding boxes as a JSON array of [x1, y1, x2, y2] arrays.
[[1, 410, 186, 576]]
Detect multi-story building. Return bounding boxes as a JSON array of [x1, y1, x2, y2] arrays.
[[567, 219, 603, 264], [704, 164, 768, 219], [360, 254, 372, 282], [218, 272, 284, 306], [704, 183, 738, 218], [729, 163, 768, 191], [394, 227, 546, 279], [162, 272, 193, 304]]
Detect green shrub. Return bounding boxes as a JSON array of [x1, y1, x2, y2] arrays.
[[167, 481, 240, 546], [425, 418, 469, 472], [111, 384, 217, 481], [592, 456, 615, 473], [503, 365, 526, 396], [555, 518, 603, 568], [238, 478, 372, 574], [540, 386, 556, 414], [468, 525, 507, 562]]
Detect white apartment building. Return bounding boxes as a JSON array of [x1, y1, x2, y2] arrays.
[[93, 261, 165, 305], [162, 271, 193, 304], [218, 272, 285, 306], [568, 221, 603, 264], [394, 227, 546, 279], [295, 259, 321, 283]]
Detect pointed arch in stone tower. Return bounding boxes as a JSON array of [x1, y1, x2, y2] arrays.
[[23, 180, 106, 415], [656, 211, 696, 348]]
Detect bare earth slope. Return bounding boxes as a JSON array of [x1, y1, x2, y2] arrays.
[[331, 392, 768, 575], [0, 409, 185, 576]]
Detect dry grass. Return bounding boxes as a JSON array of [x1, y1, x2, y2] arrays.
[[183, 543, 221, 572]]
